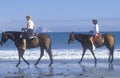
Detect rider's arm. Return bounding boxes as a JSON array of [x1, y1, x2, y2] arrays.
[[96, 24, 99, 34], [21, 27, 27, 32]]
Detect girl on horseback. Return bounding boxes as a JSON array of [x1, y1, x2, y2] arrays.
[[90, 19, 100, 50]]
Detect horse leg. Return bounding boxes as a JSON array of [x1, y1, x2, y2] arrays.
[[111, 47, 114, 63], [108, 51, 112, 63], [110, 54, 113, 63], [16, 50, 21, 67], [47, 48, 53, 67], [20, 49, 29, 66], [109, 49, 114, 63], [111, 52, 114, 63], [107, 46, 114, 63], [90, 49, 97, 64], [35, 48, 44, 65], [79, 48, 86, 64], [109, 54, 113, 63]]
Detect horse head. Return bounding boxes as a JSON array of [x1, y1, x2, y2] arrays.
[[68, 32, 75, 45], [0, 32, 9, 46]]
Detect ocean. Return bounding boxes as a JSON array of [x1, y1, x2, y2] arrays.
[[0, 32, 120, 60]]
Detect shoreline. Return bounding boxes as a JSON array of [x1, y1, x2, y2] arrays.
[[0, 59, 120, 78]]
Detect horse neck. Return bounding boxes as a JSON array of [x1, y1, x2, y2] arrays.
[[74, 33, 82, 42], [6, 32, 21, 41]]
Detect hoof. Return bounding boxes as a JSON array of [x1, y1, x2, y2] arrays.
[[34, 62, 38, 66], [27, 63, 30, 66], [16, 64, 20, 67], [49, 62, 53, 67], [34, 64, 37, 66], [110, 61, 113, 64], [16, 65, 18, 67], [95, 61, 97, 64], [79, 61, 81, 64], [34, 64, 37, 67], [49, 64, 52, 67]]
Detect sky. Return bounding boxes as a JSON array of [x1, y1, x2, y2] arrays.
[[0, 0, 120, 32]]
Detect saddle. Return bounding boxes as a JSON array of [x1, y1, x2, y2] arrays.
[[21, 28, 37, 40], [92, 33, 101, 41], [93, 34, 104, 46], [28, 33, 37, 39], [27, 33, 37, 41], [21, 31, 37, 40]]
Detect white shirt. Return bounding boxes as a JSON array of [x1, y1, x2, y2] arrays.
[[27, 20, 35, 30], [93, 24, 99, 35]]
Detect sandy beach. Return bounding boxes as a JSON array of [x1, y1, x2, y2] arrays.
[[0, 49, 120, 78], [0, 58, 120, 78]]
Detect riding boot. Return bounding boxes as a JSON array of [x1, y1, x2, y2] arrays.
[[23, 39, 26, 50], [92, 44, 96, 51], [90, 37, 96, 51]]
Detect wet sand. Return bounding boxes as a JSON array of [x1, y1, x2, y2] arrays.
[[0, 58, 120, 78]]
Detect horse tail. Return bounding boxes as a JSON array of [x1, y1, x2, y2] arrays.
[[41, 34, 52, 52], [45, 35, 52, 52], [111, 34, 115, 55], [105, 34, 115, 55], [47, 36, 52, 52]]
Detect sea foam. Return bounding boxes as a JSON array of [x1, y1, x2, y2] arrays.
[[0, 49, 120, 60]]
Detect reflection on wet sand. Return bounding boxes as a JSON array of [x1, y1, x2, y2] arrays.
[[5, 64, 84, 77], [35, 66, 54, 76], [14, 66, 54, 78], [1, 60, 120, 78], [108, 63, 114, 70]]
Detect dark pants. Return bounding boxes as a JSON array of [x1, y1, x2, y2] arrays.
[[23, 29, 34, 39], [27, 29, 34, 37]]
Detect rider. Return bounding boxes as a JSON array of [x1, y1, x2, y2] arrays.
[[22, 16, 36, 50], [89, 19, 100, 50]]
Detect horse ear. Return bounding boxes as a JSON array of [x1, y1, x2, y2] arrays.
[[71, 32, 74, 35], [0, 30, 4, 33], [2, 32, 5, 34], [0, 30, 3, 34], [2, 32, 6, 36], [1, 32, 8, 38]]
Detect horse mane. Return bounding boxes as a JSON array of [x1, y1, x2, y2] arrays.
[[75, 33, 91, 37], [73, 32, 92, 42], [4, 31, 22, 39], [79, 33, 91, 36], [5, 31, 21, 33]]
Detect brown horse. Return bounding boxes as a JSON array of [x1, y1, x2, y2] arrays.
[[0, 31, 53, 67], [68, 32, 115, 64]]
